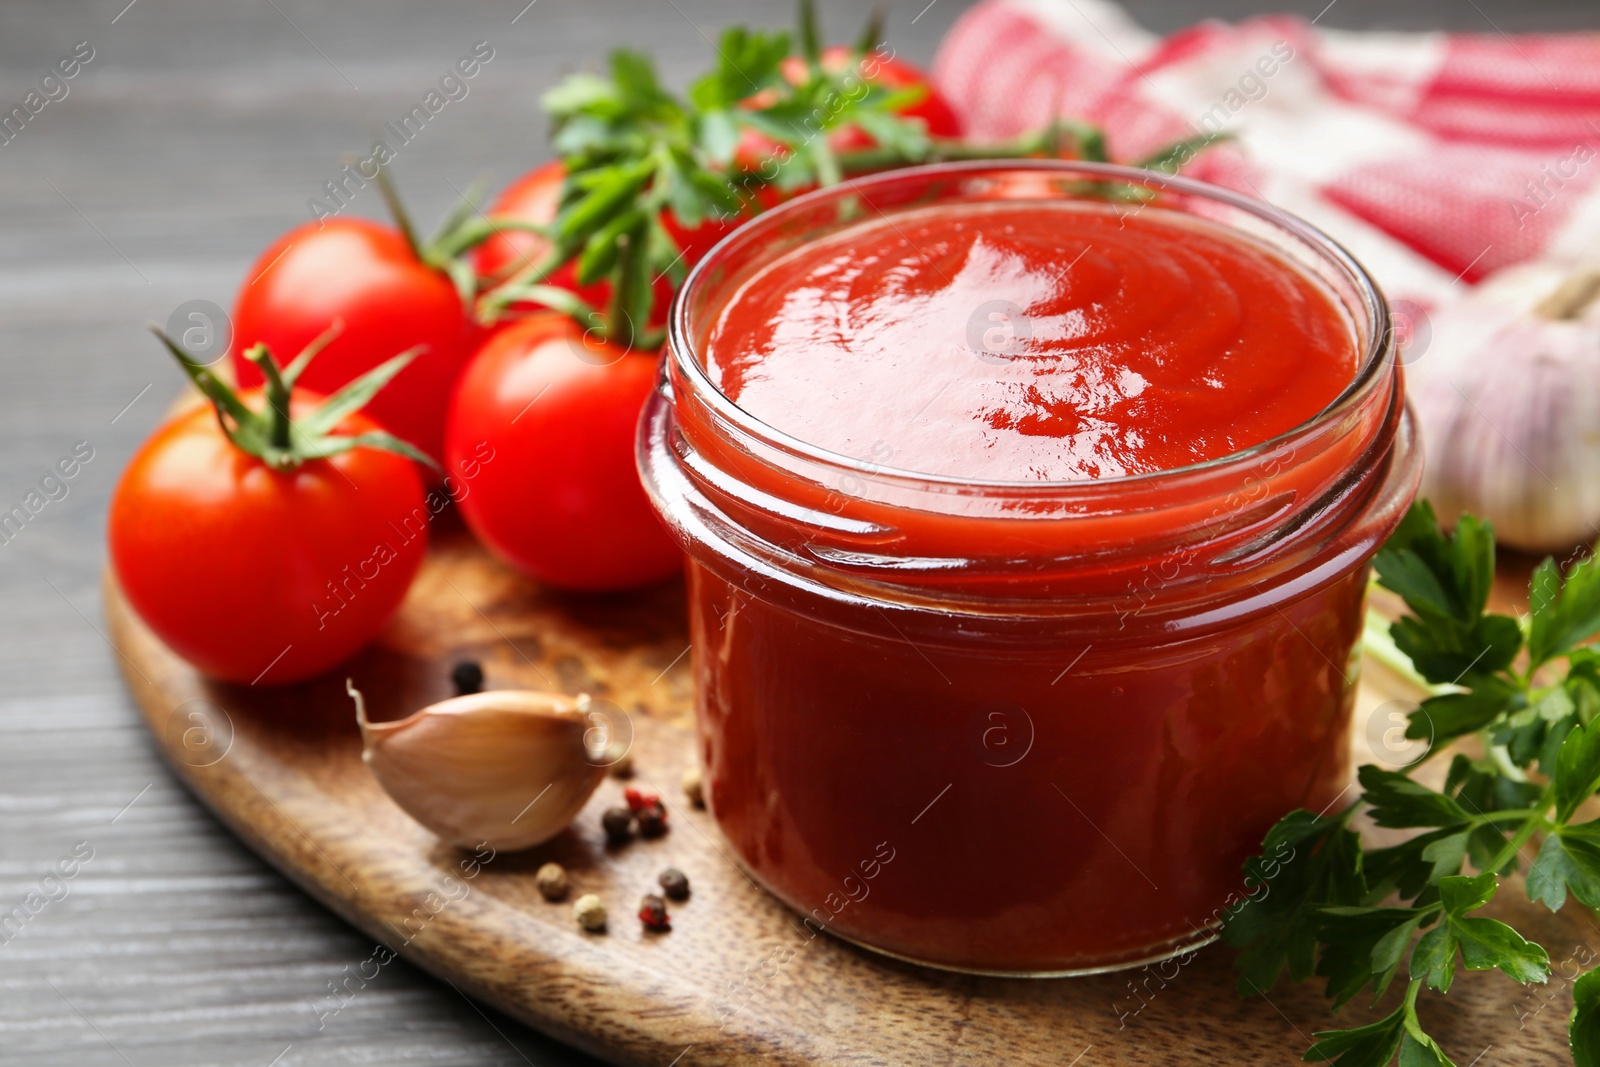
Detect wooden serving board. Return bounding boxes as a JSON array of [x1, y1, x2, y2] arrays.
[[106, 524, 1593, 1067]]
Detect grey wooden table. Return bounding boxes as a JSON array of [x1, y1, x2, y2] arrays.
[[0, 1, 1594, 1065]]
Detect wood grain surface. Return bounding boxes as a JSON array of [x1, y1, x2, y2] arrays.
[[100, 525, 1598, 1067], [4, 1, 1598, 1065]]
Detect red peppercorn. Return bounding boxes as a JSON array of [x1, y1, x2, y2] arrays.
[[639, 893, 670, 931], [624, 787, 661, 813]]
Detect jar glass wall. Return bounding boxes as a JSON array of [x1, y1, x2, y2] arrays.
[[639, 161, 1420, 975]]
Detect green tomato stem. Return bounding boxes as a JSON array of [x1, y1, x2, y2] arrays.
[[373, 162, 423, 262], [432, 217, 550, 262], [245, 344, 294, 453], [477, 247, 575, 322], [147, 327, 427, 471]]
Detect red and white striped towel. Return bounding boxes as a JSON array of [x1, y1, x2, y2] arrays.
[[932, 0, 1600, 308]]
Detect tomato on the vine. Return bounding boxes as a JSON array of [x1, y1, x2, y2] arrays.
[[735, 48, 962, 171], [793, 47, 962, 145], [475, 162, 735, 330], [232, 217, 484, 465], [445, 314, 681, 592], [111, 332, 432, 685], [475, 163, 605, 309]]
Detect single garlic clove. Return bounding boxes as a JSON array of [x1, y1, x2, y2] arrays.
[[349, 681, 606, 852]]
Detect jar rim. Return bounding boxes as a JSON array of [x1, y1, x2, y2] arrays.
[[666, 158, 1394, 497]]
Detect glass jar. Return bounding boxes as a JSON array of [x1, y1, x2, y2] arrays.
[[638, 161, 1419, 976]]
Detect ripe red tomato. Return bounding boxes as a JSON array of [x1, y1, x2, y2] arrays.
[[475, 162, 735, 329], [109, 395, 428, 685], [232, 218, 483, 465], [445, 315, 681, 592]]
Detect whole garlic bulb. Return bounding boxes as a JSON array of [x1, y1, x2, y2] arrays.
[[1409, 262, 1600, 552], [349, 682, 607, 851]]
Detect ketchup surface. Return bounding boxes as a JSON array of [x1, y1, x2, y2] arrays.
[[657, 190, 1399, 975], [707, 201, 1355, 482]]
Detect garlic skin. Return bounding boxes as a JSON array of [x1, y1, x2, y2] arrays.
[[350, 682, 606, 851], [1409, 261, 1600, 552]]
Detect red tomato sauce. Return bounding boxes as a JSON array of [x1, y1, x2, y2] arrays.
[[652, 190, 1400, 974], [707, 201, 1355, 482]]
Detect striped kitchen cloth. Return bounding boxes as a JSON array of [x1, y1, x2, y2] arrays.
[[932, 0, 1600, 307]]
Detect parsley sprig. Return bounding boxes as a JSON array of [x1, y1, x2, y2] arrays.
[[478, 1, 1218, 350], [1226, 501, 1600, 1066]]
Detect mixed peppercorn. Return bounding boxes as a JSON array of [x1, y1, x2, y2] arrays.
[[523, 772, 706, 933]]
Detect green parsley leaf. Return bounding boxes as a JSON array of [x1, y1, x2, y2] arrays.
[[1561, 652, 1600, 751], [1409, 922, 1459, 994], [1375, 505, 1523, 687], [1409, 873, 1550, 992], [1304, 1002, 1406, 1066], [694, 109, 741, 167], [1530, 555, 1600, 671], [553, 162, 654, 247], [1225, 809, 1365, 994], [1397, 1030, 1454, 1067], [1492, 699, 1575, 775], [1417, 831, 1471, 885], [1528, 820, 1600, 911], [1360, 766, 1473, 829], [1571, 966, 1600, 1067], [1315, 906, 1424, 1008], [1444, 753, 1543, 816], [1408, 685, 1519, 747], [574, 208, 643, 286], [1454, 915, 1550, 984], [1365, 828, 1467, 902], [1387, 613, 1521, 688], [541, 72, 623, 119], [1555, 720, 1600, 822], [1375, 504, 1493, 628], [687, 26, 791, 110], [610, 50, 667, 112]]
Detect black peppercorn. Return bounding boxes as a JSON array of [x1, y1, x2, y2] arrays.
[[450, 660, 484, 696], [658, 867, 690, 901], [638, 893, 671, 931], [636, 801, 668, 838], [602, 805, 635, 844]]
